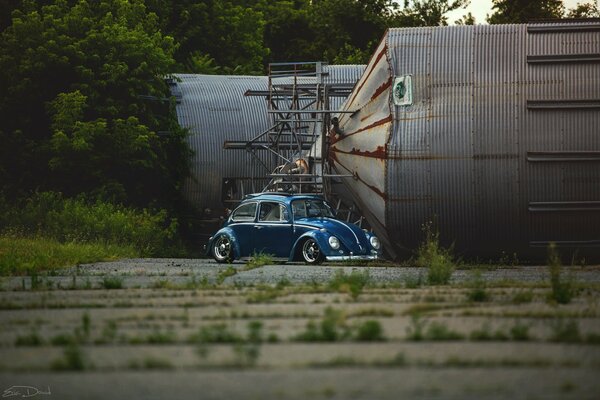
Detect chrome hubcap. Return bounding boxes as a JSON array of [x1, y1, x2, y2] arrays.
[[302, 240, 320, 262], [214, 237, 231, 260]]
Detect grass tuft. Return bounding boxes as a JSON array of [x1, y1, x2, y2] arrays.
[[416, 222, 455, 285]]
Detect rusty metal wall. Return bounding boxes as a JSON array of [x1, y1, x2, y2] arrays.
[[334, 23, 600, 260], [172, 65, 365, 216]]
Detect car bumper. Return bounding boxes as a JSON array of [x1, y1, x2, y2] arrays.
[[326, 254, 379, 261]]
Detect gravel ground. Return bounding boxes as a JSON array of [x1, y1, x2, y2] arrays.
[[3, 258, 599, 290]]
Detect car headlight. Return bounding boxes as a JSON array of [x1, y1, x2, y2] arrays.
[[369, 236, 381, 250], [328, 236, 340, 250]]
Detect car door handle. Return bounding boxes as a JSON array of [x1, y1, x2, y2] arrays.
[[254, 225, 263, 230]]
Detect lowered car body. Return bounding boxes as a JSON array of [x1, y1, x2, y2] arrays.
[[206, 193, 381, 264]]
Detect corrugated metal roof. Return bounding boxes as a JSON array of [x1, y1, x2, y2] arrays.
[[334, 22, 600, 260]]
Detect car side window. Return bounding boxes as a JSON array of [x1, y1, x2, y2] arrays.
[[291, 200, 307, 219], [231, 202, 257, 222], [259, 202, 288, 222]]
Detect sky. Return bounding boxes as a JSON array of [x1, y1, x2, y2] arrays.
[[445, 0, 600, 24]]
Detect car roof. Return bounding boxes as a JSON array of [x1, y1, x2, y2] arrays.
[[241, 192, 324, 205]]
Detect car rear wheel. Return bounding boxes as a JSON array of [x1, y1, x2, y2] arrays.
[[213, 235, 233, 263], [301, 238, 324, 264]]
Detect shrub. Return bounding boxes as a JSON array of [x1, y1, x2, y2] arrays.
[[295, 308, 350, 342], [51, 343, 86, 371], [189, 323, 240, 344], [512, 290, 534, 304], [417, 222, 455, 285], [425, 321, 464, 341]]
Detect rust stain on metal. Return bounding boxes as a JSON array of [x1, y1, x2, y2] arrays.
[[370, 77, 392, 101], [360, 112, 375, 122], [332, 114, 393, 144], [346, 45, 388, 107], [332, 146, 387, 160]]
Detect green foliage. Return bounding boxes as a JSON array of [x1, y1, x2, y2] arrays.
[[0, 0, 189, 209], [245, 252, 275, 270], [567, 2, 600, 18], [549, 319, 581, 343], [547, 244, 576, 305], [487, 0, 565, 24], [51, 343, 87, 371], [512, 290, 534, 304], [466, 270, 489, 302], [355, 320, 384, 341], [509, 321, 531, 341], [0, 192, 180, 257], [217, 266, 237, 284], [394, 0, 470, 27], [295, 307, 351, 342], [189, 323, 241, 344], [406, 314, 463, 341], [469, 323, 508, 341], [417, 223, 455, 285], [0, 235, 137, 275], [328, 270, 370, 299], [101, 275, 123, 290], [15, 329, 44, 346]]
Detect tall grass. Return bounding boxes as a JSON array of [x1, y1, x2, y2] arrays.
[[0, 236, 137, 275], [0, 192, 179, 256]]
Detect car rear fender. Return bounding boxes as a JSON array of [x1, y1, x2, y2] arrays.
[[207, 228, 241, 259]]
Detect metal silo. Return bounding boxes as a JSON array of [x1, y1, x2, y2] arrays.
[[170, 65, 365, 225], [331, 22, 600, 260]]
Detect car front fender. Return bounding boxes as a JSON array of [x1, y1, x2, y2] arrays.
[[289, 231, 331, 261]]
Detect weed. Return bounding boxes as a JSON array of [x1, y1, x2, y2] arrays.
[[355, 320, 384, 341], [185, 274, 209, 289], [405, 314, 427, 341], [466, 270, 489, 302], [246, 286, 281, 303], [232, 342, 261, 367], [51, 343, 86, 371], [189, 323, 241, 343], [101, 275, 123, 289], [425, 321, 464, 340], [51, 333, 74, 346], [151, 279, 176, 289], [404, 273, 424, 289], [512, 290, 534, 304], [349, 307, 394, 318], [328, 270, 370, 300], [416, 222, 455, 285], [216, 266, 237, 284], [509, 321, 531, 341], [146, 329, 176, 344], [141, 357, 174, 370], [246, 321, 264, 343], [245, 252, 274, 270], [267, 333, 280, 343], [549, 319, 581, 343], [469, 323, 507, 341], [295, 307, 350, 342], [547, 244, 576, 304], [15, 330, 44, 346]]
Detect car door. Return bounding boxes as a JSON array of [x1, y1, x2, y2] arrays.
[[228, 201, 257, 256], [253, 201, 293, 257]]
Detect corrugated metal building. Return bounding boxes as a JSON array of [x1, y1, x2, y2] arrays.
[[332, 22, 600, 260], [171, 65, 365, 219]]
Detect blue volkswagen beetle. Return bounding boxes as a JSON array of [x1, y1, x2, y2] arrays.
[[207, 193, 381, 264]]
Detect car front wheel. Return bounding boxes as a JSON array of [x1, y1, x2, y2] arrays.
[[212, 235, 234, 263], [301, 238, 324, 264]]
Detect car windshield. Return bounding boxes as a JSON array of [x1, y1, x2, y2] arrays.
[[291, 199, 335, 219]]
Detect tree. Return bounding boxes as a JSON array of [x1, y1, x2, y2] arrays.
[[393, 0, 470, 27], [0, 0, 190, 207], [487, 0, 565, 24], [567, 2, 600, 18], [455, 11, 476, 25]]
